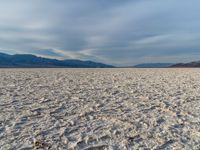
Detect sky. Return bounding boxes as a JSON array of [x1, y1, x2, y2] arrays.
[[0, 0, 200, 66]]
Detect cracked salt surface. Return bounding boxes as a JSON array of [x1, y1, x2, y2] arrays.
[[0, 68, 200, 150]]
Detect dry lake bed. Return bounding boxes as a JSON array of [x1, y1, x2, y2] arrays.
[[0, 69, 200, 150]]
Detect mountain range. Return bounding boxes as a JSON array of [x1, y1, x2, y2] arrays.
[[0, 53, 114, 68], [171, 61, 200, 67], [1, 52, 200, 68]]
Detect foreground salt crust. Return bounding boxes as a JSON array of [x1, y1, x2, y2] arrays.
[[0, 69, 200, 150]]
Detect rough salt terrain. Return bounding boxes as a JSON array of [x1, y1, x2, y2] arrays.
[[0, 69, 200, 150]]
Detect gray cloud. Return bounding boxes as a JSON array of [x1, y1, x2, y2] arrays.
[[0, 0, 200, 66]]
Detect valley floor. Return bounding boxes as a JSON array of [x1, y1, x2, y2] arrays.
[[0, 69, 200, 150]]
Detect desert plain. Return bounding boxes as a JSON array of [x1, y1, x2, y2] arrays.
[[0, 68, 200, 150]]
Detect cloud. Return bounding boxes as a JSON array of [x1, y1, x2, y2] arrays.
[[0, 0, 200, 65]]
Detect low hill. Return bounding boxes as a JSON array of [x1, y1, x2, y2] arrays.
[[133, 63, 174, 68]]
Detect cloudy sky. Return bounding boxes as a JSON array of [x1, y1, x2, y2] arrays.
[[0, 0, 200, 66]]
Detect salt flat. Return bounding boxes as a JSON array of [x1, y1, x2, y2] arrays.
[[0, 69, 200, 150]]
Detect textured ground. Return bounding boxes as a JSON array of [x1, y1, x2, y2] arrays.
[[0, 69, 200, 150]]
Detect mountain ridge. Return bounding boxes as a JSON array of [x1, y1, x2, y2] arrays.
[[171, 61, 200, 67], [0, 52, 115, 68]]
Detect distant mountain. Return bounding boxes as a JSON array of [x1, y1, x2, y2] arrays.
[[133, 63, 174, 68], [171, 61, 200, 67], [0, 52, 115, 68]]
